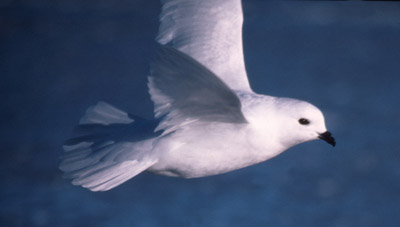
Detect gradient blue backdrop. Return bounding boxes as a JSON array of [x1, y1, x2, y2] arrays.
[[1, 1, 399, 226]]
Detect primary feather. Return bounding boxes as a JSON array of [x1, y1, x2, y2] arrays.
[[157, 0, 250, 91]]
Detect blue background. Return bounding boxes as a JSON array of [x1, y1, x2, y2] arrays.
[[1, 0, 400, 226]]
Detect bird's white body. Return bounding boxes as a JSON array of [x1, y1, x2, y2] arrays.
[[148, 97, 282, 178], [60, 0, 335, 191], [148, 92, 326, 178]]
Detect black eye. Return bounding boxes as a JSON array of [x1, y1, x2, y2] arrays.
[[299, 118, 310, 125]]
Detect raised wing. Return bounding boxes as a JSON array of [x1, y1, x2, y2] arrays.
[[157, 0, 251, 91], [148, 45, 247, 133]]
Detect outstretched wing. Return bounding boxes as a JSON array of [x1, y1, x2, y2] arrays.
[[149, 45, 247, 133], [157, 0, 251, 91]]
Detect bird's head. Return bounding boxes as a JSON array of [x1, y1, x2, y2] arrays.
[[271, 98, 336, 148]]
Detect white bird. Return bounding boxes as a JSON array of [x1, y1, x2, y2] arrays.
[[60, 0, 335, 191]]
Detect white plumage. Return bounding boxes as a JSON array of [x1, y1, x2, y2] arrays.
[[157, 0, 250, 91], [60, 0, 335, 191]]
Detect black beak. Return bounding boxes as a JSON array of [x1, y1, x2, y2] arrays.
[[318, 131, 336, 147]]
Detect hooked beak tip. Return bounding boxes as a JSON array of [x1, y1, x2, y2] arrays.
[[318, 131, 336, 147]]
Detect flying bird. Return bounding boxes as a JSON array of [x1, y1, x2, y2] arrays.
[[60, 0, 335, 191]]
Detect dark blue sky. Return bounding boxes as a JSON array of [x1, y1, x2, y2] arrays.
[[1, 1, 400, 226]]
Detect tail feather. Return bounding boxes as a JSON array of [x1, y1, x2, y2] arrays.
[[86, 160, 155, 191], [79, 101, 134, 125], [73, 159, 156, 191], [63, 141, 93, 152], [60, 102, 158, 191]]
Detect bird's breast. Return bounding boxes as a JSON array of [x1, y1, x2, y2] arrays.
[[148, 123, 284, 178]]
